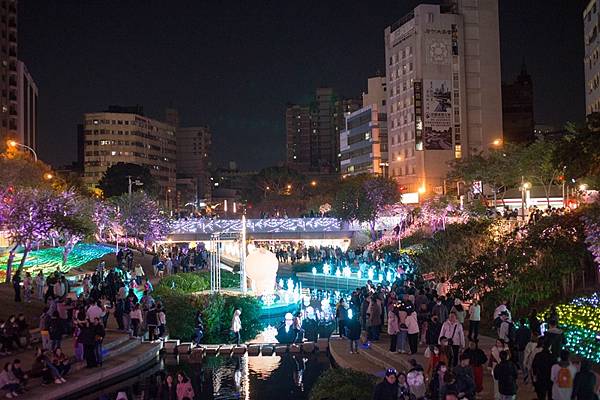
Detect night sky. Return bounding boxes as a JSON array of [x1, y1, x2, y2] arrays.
[[18, 0, 587, 170]]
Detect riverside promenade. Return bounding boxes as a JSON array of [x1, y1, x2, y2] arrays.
[[329, 332, 537, 399]]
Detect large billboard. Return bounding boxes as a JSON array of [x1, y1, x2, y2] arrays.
[[423, 79, 452, 150]]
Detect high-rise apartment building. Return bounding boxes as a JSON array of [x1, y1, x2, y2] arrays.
[[340, 77, 388, 177], [286, 88, 360, 174], [82, 105, 176, 201], [502, 64, 534, 144], [385, 0, 503, 195], [176, 126, 212, 206], [16, 61, 37, 150], [0, 0, 18, 146], [0, 1, 38, 152], [584, 0, 600, 115]]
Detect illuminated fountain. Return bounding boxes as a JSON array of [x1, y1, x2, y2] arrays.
[[244, 248, 302, 319]]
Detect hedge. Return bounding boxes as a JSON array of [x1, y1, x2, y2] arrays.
[[154, 271, 240, 297], [309, 368, 377, 400]]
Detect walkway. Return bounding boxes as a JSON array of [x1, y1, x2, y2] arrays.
[[329, 332, 537, 399]]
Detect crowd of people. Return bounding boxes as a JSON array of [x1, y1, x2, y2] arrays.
[[330, 279, 599, 400], [1, 250, 170, 397]]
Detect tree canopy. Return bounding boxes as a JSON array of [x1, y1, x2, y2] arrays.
[[98, 162, 158, 198]]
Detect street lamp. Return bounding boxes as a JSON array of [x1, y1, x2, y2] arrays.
[[579, 183, 588, 191], [43, 173, 53, 180], [310, 180, 317, 187], [492, 138, 503, 147], [418, 185, 426, 194], [6, 139, 37, 162]]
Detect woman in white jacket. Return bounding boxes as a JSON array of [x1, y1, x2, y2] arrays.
[[406, 310, 420, 354], [231, 309, 242, 345]]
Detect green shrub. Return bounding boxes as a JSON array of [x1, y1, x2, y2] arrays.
[[309, 368, 377, 400], [159, 292, 197, 341], [159, 290, 263, 343], [155, 271, 240, 297]]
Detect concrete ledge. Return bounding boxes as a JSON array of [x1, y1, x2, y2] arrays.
[[275, 345, 288, 355], [232, 345, 247, 355], [163, 339, 180, 354], [289, 344, 301, 353], [176, 343, 192, 355], [317, 338, 329, 351], [248, 344, 261, 356], [189, 348, 204, 363], [203, 345, 220, 355], [302, 342, 315, 353], [261, 345, 274, 356], [218, 345, 234, 355]]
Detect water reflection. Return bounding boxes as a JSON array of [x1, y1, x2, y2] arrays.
[[84, 352, 330, 400]]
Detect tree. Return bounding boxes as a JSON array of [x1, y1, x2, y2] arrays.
[[0, 154, 60, 190], [112, 191, 169, 250], [331, 175, 400, 239], [448, 144, 521, 204], [517, 138, 562, 207], [50, 191, 96, 266], [0, 188, 59, 282], [98, 162, 159, 198], [250, 166, 307, 200]]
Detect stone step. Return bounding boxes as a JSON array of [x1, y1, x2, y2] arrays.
[[22, 341, 161, 400]]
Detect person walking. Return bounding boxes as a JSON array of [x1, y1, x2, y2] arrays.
[[532, 343, 555, 400], [515, 318, 531, 373], [12, 270, 21, 302], [387, 303, 399, 352], [34, 271, 45, 301], [438, 311, 464, 367], [231, 309, 242, 345], [406, 308, 420, 355], [463, 339, 487, 394], [346, 308, 362, 354], [335, 298, 348, 338], [550, 350, 576, 400], [468, 299, 481, 342], [571, 359, 598, 400], [372, 368, 398, 400], [493, 350, 518, 400]]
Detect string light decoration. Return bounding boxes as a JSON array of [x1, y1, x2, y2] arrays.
[[542, 292, 600, 363], [0, 243, 113, 278]]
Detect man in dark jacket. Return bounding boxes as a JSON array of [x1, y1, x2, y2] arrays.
[[454, 354, 476, 399], [532, 344, 554, 400], [373, 369, 398, 400], [544, 320, 564, 359], [493, 350, 518, 399], [514, 318, 531, 371], [427, 315, 442, 346]]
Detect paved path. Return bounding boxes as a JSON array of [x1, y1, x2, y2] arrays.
[[330, 332, 538, 399]]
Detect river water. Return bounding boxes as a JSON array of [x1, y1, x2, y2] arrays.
[[79, 352, 331, 400]]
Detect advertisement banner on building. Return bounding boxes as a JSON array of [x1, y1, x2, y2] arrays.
[[423, 79, 452, 150]]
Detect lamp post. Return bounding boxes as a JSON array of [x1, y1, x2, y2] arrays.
[[520, 176, 531, 222], [6, 140, 37, 162]]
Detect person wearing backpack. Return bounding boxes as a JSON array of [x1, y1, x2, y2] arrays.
[[550, 350, 577, 400], [407, 358, 427, 399]]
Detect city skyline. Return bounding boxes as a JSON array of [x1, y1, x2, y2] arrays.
[[19, 0, 587, 170]]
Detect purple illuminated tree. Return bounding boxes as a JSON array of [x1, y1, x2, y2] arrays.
[[0, 188, 59, 282], [582, 202, 600, 284], [50, 191, 96, 266], [113, 191, 169, 251]]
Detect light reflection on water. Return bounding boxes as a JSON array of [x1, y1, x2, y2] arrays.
[[85, 352, 330, 400]]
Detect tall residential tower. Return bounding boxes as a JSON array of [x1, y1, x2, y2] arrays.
[[385, 0, 503, 195]]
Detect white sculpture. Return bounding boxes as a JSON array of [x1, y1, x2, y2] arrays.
[[245, 248, 279, 296]]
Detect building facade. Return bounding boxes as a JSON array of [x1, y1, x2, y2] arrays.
[[176, 126, 212, 208], [340, 77, 388, 177], [82, 106, 176, 201], [502, 64, 534, 144], [16, 60, 37, 150], [585, 0, 600, 115], [286, 88, 361, 174], [385, 0, 503, 195], [0, 0, 17, 147]]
